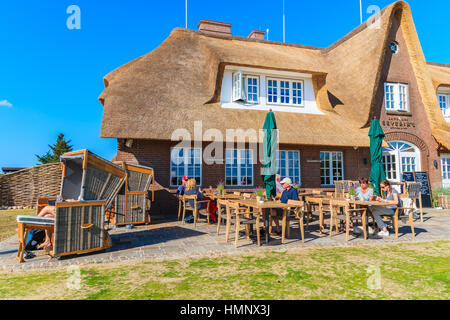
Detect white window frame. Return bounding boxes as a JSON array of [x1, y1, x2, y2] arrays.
[[244, 75, 259, 104], [170, 147, 202, 187], [277, 150, 301, 186], [266, 77, 304, 107], [320, 151, 344, 186], [384, 82, 409, 112], [225, 149, 254, 187], [441, 154, 450, 187], [232, 70, 245, 102], [438, 93, 450, 117]]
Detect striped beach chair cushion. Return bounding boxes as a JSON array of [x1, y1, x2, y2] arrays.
[[16, 215, 55, 225]]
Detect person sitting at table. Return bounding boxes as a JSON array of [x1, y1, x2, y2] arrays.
[[276, 174, 284, 194], [356, 178, 374, 201], [184, 179, 217, 222], [371, 179, 401, 237], [176, 176, 189, 199], [271, 177, 299, 235]]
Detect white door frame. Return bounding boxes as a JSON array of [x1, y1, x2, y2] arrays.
[[382, 141, 421, 183]]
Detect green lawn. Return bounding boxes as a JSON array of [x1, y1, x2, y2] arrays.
[[0, 241, 448, 300], [0, 209, 35, 242]]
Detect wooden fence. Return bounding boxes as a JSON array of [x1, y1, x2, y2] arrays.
[[0, 163, 62, 208]]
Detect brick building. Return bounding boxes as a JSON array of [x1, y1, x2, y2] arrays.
[[99, 1, 450, 198]]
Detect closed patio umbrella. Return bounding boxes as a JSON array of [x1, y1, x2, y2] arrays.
[[369, 118, 386, 196], [261, 110, 278, 200]]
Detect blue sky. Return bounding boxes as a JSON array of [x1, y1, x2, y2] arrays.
[[0, 0, 448, 169]]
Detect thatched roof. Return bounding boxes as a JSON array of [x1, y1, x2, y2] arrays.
[[99, 1, 450, 149]]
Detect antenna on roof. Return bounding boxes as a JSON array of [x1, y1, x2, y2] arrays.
[[360, 0, 363, 24], [283, 0, 286, 42]]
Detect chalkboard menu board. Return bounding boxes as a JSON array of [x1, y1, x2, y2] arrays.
[[402, 171, 432, 208], [402, 172, 415, 182], [414, 172, 432, 207]]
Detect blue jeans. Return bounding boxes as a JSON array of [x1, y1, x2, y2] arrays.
[[371, 206, 396, 229]]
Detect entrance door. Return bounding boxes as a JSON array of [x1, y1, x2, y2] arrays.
[[382, 141, 421, 182]]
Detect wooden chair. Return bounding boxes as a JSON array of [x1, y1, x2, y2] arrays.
[[285, 200, 306, 242], [329, 199, 367, 241], [242, 193, 253, 199], [334, 181, 346, 198], [304, 197, 332, 234], [392, 196, 416, 239], [178, 197, 183, 221], [216, 199, 234, 236], [405, 182, 423, 222], [182, 194, 211, 228], [233, 191, 241, 196], [228, 201, 261, 247]]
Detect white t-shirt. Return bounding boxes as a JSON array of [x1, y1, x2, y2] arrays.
[[356, 187, 374, 201]]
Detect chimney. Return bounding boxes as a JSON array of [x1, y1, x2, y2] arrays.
[[248, 30, 265, 40], [198, 19, 232, 37]]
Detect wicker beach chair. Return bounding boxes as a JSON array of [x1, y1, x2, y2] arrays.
[[16, 150, 126, 262], [112, 162, 155, 226]]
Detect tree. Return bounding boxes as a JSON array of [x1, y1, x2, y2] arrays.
[[36, 133, 74, 164]]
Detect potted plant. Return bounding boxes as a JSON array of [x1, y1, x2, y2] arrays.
[[348, 185, 357, 200], [254, 187, 265, 202], [216, 181, 225, 195]]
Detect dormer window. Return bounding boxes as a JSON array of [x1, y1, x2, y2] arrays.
[[384, 82, 409, 112], [222, 66, 322, 115]]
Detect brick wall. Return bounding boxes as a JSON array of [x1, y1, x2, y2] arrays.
[[0, 163, 62, 208], [376, 13, 442, 189]]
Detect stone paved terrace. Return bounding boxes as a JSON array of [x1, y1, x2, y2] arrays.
[[1, 209, 449, 272]]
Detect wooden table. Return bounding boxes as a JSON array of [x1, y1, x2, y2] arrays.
[[203, 193, 243, 200], [230, 199, 293, 245], [347, 199, 394, 238]]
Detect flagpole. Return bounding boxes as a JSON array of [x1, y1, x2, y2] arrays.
[[283, 0, 285, 42], [185, 0, 188, 28], [360, 0, 363, 24]]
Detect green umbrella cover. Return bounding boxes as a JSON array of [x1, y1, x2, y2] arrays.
[[369, 118, 387, 196], [261, 111, 278, 200]]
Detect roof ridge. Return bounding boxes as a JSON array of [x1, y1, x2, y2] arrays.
[[427, 61, 450, 68], [172, 27, 323, 51]]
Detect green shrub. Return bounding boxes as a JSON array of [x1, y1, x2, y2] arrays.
[[432, 187, 450, 202]]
